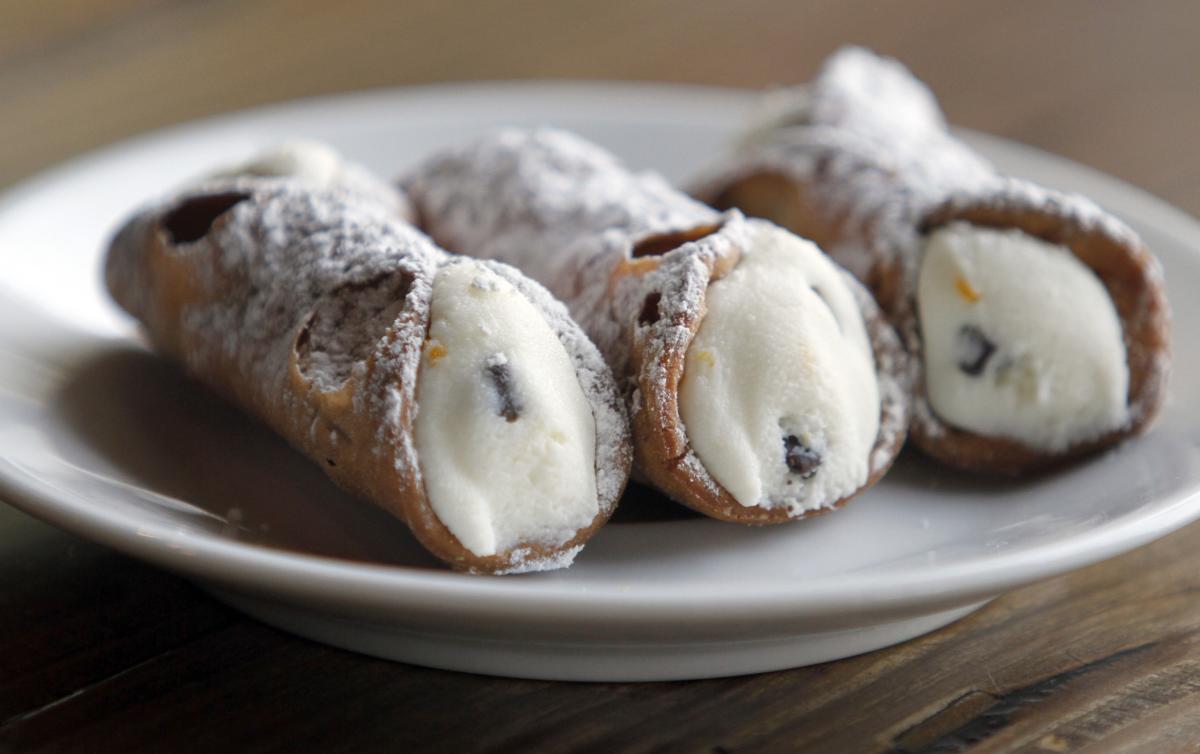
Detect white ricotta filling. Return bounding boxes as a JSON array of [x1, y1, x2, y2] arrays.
[[414, 261, 598, 557], [679, 220, 880, 515], [918, 222, 1129, 451], [213, 139, 342, 185]]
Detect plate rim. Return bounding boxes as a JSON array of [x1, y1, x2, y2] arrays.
[[1, 79, 1198, 625]]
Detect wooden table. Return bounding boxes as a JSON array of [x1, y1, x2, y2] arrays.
[[3, 2, 1199, 751]]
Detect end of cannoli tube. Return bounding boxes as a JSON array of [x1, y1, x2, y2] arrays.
[[908, 180, 1171, 476], [630, 222, 724, 258], [104, 191, 250, 329], [104, 210, 156, 318], [914, 214, 1158, 467], [161, 192, 251, 245], [676, 220, 881, 518], [412, 260, 607, 569]]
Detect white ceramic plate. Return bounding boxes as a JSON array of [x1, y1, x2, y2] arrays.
[[2, 83, 1199, 682]]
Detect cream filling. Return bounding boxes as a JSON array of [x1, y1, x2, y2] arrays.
[[679, 220, 880, 515], [213, 139, 343, 184], [414, 262, 598, 557], [918, 222, 1129, 451]]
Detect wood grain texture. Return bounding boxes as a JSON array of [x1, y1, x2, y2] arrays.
[[2, 505, 1198, 753], [1, 1, 1199, 752]]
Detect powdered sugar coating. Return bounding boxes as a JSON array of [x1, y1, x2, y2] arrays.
[[107, 182, 440, 505], [107, 174, 628, 573], [695, 48, 993, 282], [119, 184, 432, 418]]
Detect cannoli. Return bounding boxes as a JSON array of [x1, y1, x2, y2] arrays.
[[404, 128, 909, 523], [697, 47, 1170, 474], [104, 147, 630, 574]]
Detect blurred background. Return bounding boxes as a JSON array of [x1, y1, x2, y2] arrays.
[[2, 0, 1198, 216]]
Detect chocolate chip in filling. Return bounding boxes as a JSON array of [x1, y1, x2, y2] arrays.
[[485, 354, 523, 422], [784, 435, 822, 479], [955, 324, 997, 377]]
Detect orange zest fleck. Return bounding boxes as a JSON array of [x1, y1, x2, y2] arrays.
[[955, 275, 982, 303], [427, 343, 447, 363], [693, 350, 716, 368]]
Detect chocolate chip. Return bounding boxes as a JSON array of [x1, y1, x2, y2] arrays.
[[638, 292, 662, 326], [163, 192, 250, 244], [486, 359, 522, 422], [956, 324, 997, 377], [784, 436, 821, 478]]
